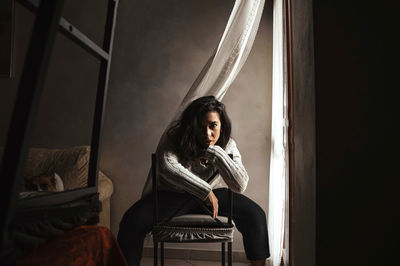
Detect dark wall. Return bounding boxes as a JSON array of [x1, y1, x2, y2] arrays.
[[314, 1, 398, 265]]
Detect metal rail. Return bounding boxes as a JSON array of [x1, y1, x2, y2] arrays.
[[17, 0, 110, 60], [0, 0, 66, 252]]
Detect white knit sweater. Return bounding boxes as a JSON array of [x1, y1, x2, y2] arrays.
[[141, 138, 249, 200]]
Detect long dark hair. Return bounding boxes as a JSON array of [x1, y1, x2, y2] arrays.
[[167, 96, 231, 162]]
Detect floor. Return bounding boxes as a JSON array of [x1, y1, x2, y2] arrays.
[[141, 257, 250, 266]]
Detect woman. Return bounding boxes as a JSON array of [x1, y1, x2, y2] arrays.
[[118, 96, 270, 266]]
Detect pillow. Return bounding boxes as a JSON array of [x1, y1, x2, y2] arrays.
[[2, 146, 90, 191], [24, 146, 90, 190]]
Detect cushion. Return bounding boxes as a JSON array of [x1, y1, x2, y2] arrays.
[[167, 214, 233, 227], [152, 214, 234, 243], [152, 226, 234, 243], [0, 146, 90, 190], [23, 146, 90, 190]]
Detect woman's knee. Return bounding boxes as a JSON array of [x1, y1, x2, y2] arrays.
[[235, 195, 266, 220], [246, 204, 267, 231], [252, 203, 267, 223], [118, 201, 153, 237], [120, 210, 144, 232], [233, 197, 267, 233]]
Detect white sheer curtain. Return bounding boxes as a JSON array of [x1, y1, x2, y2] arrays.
[[173, 0, 265, 119], [268, 0, 288, 265]]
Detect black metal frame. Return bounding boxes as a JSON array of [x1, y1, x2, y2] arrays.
[[151, 154, 234, 266], [0, 0, 119, 254]]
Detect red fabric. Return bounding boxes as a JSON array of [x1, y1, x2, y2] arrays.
[[18, 225, 127, 266]]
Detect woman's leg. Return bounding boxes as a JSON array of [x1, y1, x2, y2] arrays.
[[214, 188, 270, 263], [117, 191, 196, 266]]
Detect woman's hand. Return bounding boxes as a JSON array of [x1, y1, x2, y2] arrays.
[[205, 191, 219, 219]]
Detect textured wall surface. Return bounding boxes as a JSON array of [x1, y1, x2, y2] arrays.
[[0, 0, 273, 253]]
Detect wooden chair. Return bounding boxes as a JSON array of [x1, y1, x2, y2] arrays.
[[151, 154, 234, 266]]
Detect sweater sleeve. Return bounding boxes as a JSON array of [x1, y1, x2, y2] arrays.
[[159, 150, 212, 200], [205, 139, 249, 193]]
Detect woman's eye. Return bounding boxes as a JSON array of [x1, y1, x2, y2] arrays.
[[210, 123, 217, 129]]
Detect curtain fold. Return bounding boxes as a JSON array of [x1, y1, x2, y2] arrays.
[[268, 0, 287, 265], [173, 0, 266, 119]]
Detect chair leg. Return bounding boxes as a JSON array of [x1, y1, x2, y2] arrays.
[[228, 242, 232, 266], [221, 242, 226, 266], [154, 242, 158, 266], [160, 242, 164, 266]]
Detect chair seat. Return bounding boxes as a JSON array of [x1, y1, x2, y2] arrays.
[[167, 214, 235, 227], [152, 214, 234, 243]]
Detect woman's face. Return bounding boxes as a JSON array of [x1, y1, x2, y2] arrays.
[[197, 111, 221, 148]]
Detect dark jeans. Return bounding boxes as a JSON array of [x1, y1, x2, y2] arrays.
[[117, 188, 270, 265]]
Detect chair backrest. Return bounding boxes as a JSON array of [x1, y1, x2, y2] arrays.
[[151, 154, 158, 226], [151, 153, 233, 228]]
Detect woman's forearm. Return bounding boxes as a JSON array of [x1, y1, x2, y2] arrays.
[[206, 144, 249, 193], [160, 150, 212, 200]]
